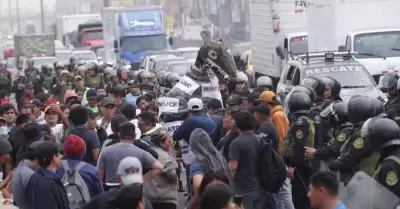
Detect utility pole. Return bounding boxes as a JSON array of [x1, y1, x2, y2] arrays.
[[16, 0, 21, 34], [8, 0, 14, 33], [40, 0, 45, 33]]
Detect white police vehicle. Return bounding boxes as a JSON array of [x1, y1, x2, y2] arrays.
[[276, 52, 387, 102]]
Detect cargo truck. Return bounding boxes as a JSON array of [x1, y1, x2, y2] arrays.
[[55, 14, 102, 47], [13, 34, 56, 70], [102, 5, 173, 68], [77, 21, 104, 47]]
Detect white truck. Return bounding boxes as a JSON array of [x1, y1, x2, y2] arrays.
[[249, 0, 308, 86], [55, 14, 101, 47], [306, 0, 400, 84]]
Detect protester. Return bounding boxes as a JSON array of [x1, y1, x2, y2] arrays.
[[189, 128, 232, 197], [136, 95, 150, 112], [44, 104, 70, 144], [30, 98, 45, 124], [199, 183, 238, 209], [12, 141, 43, 209], [100, 114, 128, 150], [308, 171, 348, 209], [120, 103, 142, 139], [253, 104, 279, 150], [206, 98, 225, 145], [26, 141, 69, 209], [145, 129, 179, 209], [57, 134, 103, 198], [97, 97, 115, 136], [97, 122, 163, 189], [0, 103, 16, 131]]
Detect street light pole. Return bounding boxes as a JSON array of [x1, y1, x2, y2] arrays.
[[16, 0, 21, 34], [8, 0, 14, 33], [40, 0, 45, 33]]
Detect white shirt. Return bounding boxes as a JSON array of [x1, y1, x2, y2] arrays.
[[50, 124, 64, 144], [97, 118, 113, 136], [129, 119, 142, 139]]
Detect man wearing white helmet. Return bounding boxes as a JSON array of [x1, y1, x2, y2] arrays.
[[254, 76, 273, 93], [227, 71, 248, 94]]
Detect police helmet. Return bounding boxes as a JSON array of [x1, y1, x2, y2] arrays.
[[109, 69, 118, 77], [161, 72, 172, 86], [156, 71, 166, 84], [167, 72, 180, 83], [77, 59, 86, 66], [55, 61, 65, 69], [301, 76, 326, 96], [347, 95, 385, 124], [103, 66, 113, 75], [86, 62, 96, 70], [42, 64, 53, 73], [139, 70, 152, 79], [361, 117, 400, 152], [77, 65, 87, 72], [120, 65, 129, 73], [132, 70, 142, 80], [381, 72, 399, 92], [287, 91, 312, 114], [290, 84, 315, 102], [256, 76, 273, 88], [226, 94, 243, 107], [321, 76, 342, 100], [320, 101, 348, 125], [235, 71, 248, 83], [70, 56, 77, 64]]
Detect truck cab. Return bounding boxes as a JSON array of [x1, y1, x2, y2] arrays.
[[81, 27, 104, 47], [340, 28, 400, 84], [276, 32, 308, 65]]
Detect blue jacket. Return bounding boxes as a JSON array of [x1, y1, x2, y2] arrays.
[[26, 167, 70, 209], [209, 108, 225, 146], [173, 113, 216, 144], [56, 158, 104, 198]]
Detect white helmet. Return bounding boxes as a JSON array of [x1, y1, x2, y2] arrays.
[[236, 71, 248, 82], [256, 76, 273, 87]]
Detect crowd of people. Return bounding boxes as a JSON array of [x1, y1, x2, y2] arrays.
[[0, 51, 399, 209]]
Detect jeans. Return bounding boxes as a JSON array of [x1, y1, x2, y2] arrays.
[[243, 191, 265, 209], [264, 192, 277, 209], [276, 178, 295, 209]]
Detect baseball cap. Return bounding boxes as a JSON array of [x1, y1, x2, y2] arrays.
[[259, 91, 277, 103], [0, 138, 12, 154], [188, 98, 203, 111], [253, 104, 271, 116], [118, 157, 143, 185], [248, 91, 261, 103], [74, 75, 82, 81], [102, 97, 115, 107], [30, 98, 43, 108], [86, 89, 97, 100]]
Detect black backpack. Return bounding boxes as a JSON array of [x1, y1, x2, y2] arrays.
[[256, 136, 287, 193]]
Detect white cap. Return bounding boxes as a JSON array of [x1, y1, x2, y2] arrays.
[[188, 98, 203, 111], [117, 157, 143, 185]]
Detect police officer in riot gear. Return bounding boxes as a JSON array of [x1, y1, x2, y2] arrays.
[[117, 66, 130, 89], [253, 76, 273, 93], [329, 95, 384, 184], [227, 71, 248, 94], [138, 70, 155, 93], [363, 117, 400, 197], [381, 72, 400, 111], [39, 64, 56, 94], [301, 76, 329, 149], [387, 78, 400, 126], [166, 73, 180, 88], [281, 91, 314, 209], [11, 70, 28, 104], [76, 65, 87, 78], [305, 102, 352, 164], [0, 60, 11, 94], [25, 58, 41, 94], [85, 63, 102, 89], [320, 76, 342, 102], [69, 56, 78, 71], [77, 59, 86, 67]]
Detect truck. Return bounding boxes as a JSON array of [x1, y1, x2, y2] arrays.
[[55, 14, 102, 47], [305, 0, 400, 84], [102, 5, 173, 69], [77, 21, 104, 47], [13, 34, 55, 69], [249, 0, 308, 87]]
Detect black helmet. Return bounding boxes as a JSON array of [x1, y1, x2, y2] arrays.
[[226, 94, 243, 107], [347, 95, 385, 124], [361, 117, 400, 152], [290, 84, 315, 101], [320, 101, 348, 127], [70, 56, 77, 63], [287, 91, 312, 114], [321, 76, 342, 101], [301, 76, 326, 97], [380, 72, 399, 93]]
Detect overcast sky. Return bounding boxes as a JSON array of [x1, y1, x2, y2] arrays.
[[0, 0, 56, 14]]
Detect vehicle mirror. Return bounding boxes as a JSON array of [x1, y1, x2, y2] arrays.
[[169, 37, 174, 46], [113, 40, 118, 49], [276, 46, 284, 59], [114, 49, 119, 54], [338, 45, 346, 52]]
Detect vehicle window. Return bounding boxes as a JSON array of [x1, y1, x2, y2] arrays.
[[345, 36, 351, 50], [56, 52, 73, 62], [168, 63, 191, 76], [179, 51, 198, 59], [304, 65, 375, 87], [354, 31, 400, 59], [6, 58, 16, 68], [289, 36, 308, 55], [85, 31, 104, 40], [285, 65, 298, 85], [120, 35, 166, 52], [292, 68, 301, 86], [74, 52, 96, 60], [33, 58, 57, 69]]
